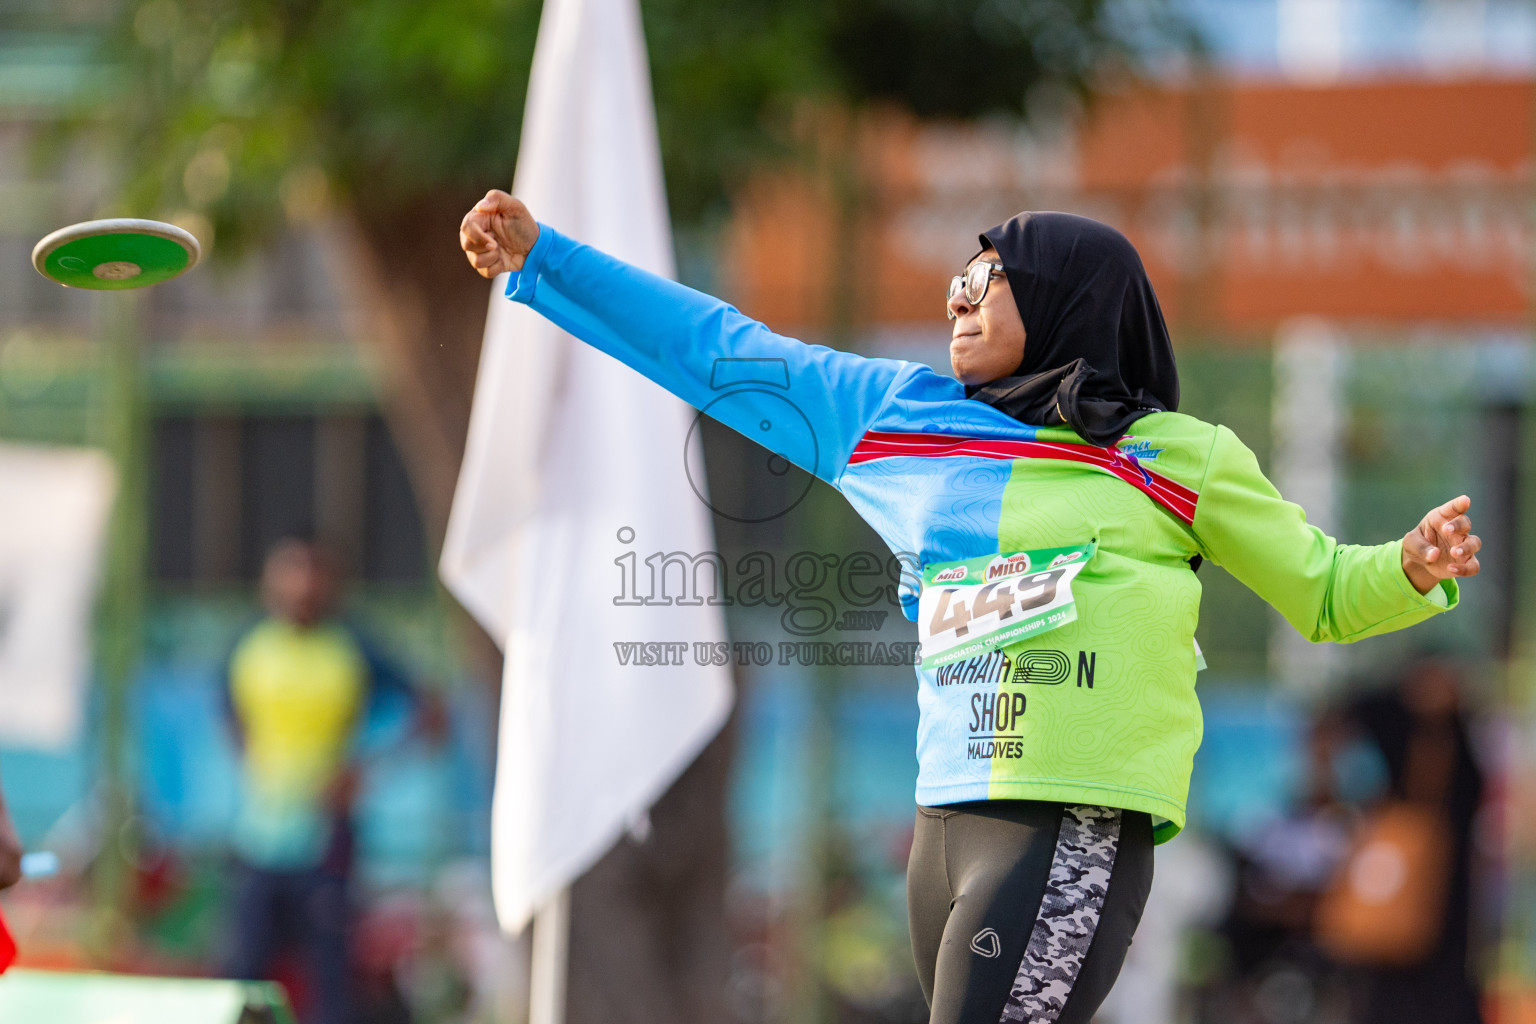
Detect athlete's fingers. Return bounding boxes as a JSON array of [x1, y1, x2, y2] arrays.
[[476, 191, 527, 242], [462, 232, 503, 275], [462, 204, 498, 235], [1424, 495, 1472, 534], [464, 229, 503, 269], [461, 222, 497, 256], [1404, 527, 1440, 565], [1453, 554, 1481, 578], [1449, 533, 1481, 560], [462, 190, 535, 276], [1440, 514, 1471, 541], [474, 189, 516, 215]]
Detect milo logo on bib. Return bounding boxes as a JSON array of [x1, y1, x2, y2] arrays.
[[917, 543, 1094, 670], [986, 553, 1032, 579]]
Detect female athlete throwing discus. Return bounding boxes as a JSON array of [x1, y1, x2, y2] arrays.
[[460, 190, 1478, 1024]]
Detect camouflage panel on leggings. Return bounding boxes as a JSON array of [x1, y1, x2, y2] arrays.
[[999, 805, 1122, 1023]]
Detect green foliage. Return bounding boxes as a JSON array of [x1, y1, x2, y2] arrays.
[[87, 0, 1186, 252], [644, 0, 837, 223], [91, 0, 542, 252], [825, 0, 1170, 118]]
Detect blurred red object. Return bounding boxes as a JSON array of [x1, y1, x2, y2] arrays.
[[0, 906, 16, 973]]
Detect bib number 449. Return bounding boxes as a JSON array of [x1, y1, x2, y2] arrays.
[[918, 544, 1092, 669], [926, 569, 1065, 639]]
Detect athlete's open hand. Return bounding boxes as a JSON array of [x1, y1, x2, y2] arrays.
[[460, 190, 540, 278], [1401, 494, 1481, 595]]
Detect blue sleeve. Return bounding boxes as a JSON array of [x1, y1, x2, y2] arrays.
[[506, 225, 910, 485]]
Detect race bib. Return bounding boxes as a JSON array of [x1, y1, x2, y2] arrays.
[[917, 543, 1094, 670]]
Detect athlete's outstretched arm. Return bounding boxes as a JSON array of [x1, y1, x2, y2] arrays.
[[1192, 426, 1477, 643], [460, 190, 911, 484]]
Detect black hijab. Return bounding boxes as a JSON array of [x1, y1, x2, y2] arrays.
[[964, 212, 1179, 445]]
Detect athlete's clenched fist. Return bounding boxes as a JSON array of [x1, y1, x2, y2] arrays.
[[460, 189, 541, 278], [1401, 494, 1482, 595]]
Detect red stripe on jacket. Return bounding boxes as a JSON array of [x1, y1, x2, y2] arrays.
[[848, 430, 1199, 526]]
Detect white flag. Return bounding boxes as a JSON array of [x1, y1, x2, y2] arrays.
[[440, 0, 733, 933], [0, 444, 116, 750]]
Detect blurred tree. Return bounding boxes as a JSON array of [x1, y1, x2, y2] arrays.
[[71, 0, 1186, 1020]]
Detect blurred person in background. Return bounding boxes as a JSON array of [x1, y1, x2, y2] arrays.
[[1197, 717, 1360, 1023], [1195, 664, 1488, 1024], [1329, 660, 1487, 1024], [0, 774, 21, 890], [0, 774, 17, 972], [460, 192, 1480, 1024], [220, 537, 436, 1024]]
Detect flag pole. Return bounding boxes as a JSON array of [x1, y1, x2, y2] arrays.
[[93, 288, 148, 960], [529, 886, 571, 1024]]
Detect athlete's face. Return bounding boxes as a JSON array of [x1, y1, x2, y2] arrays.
[[947, 247, 1026, 386]]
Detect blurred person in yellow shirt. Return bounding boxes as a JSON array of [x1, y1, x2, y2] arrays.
[[220, 537, 432, 1024]]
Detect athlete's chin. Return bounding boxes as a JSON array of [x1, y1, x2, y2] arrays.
[[950, 337, 989, 385], [951, 361, 1004, 388]]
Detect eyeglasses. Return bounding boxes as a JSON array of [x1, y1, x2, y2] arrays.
[[946, 260, 1005, 320]]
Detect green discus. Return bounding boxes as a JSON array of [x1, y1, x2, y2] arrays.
[[32, 219, 201, 290]]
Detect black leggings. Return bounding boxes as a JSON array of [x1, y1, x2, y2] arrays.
[[907, 800, 1154, 1024]]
